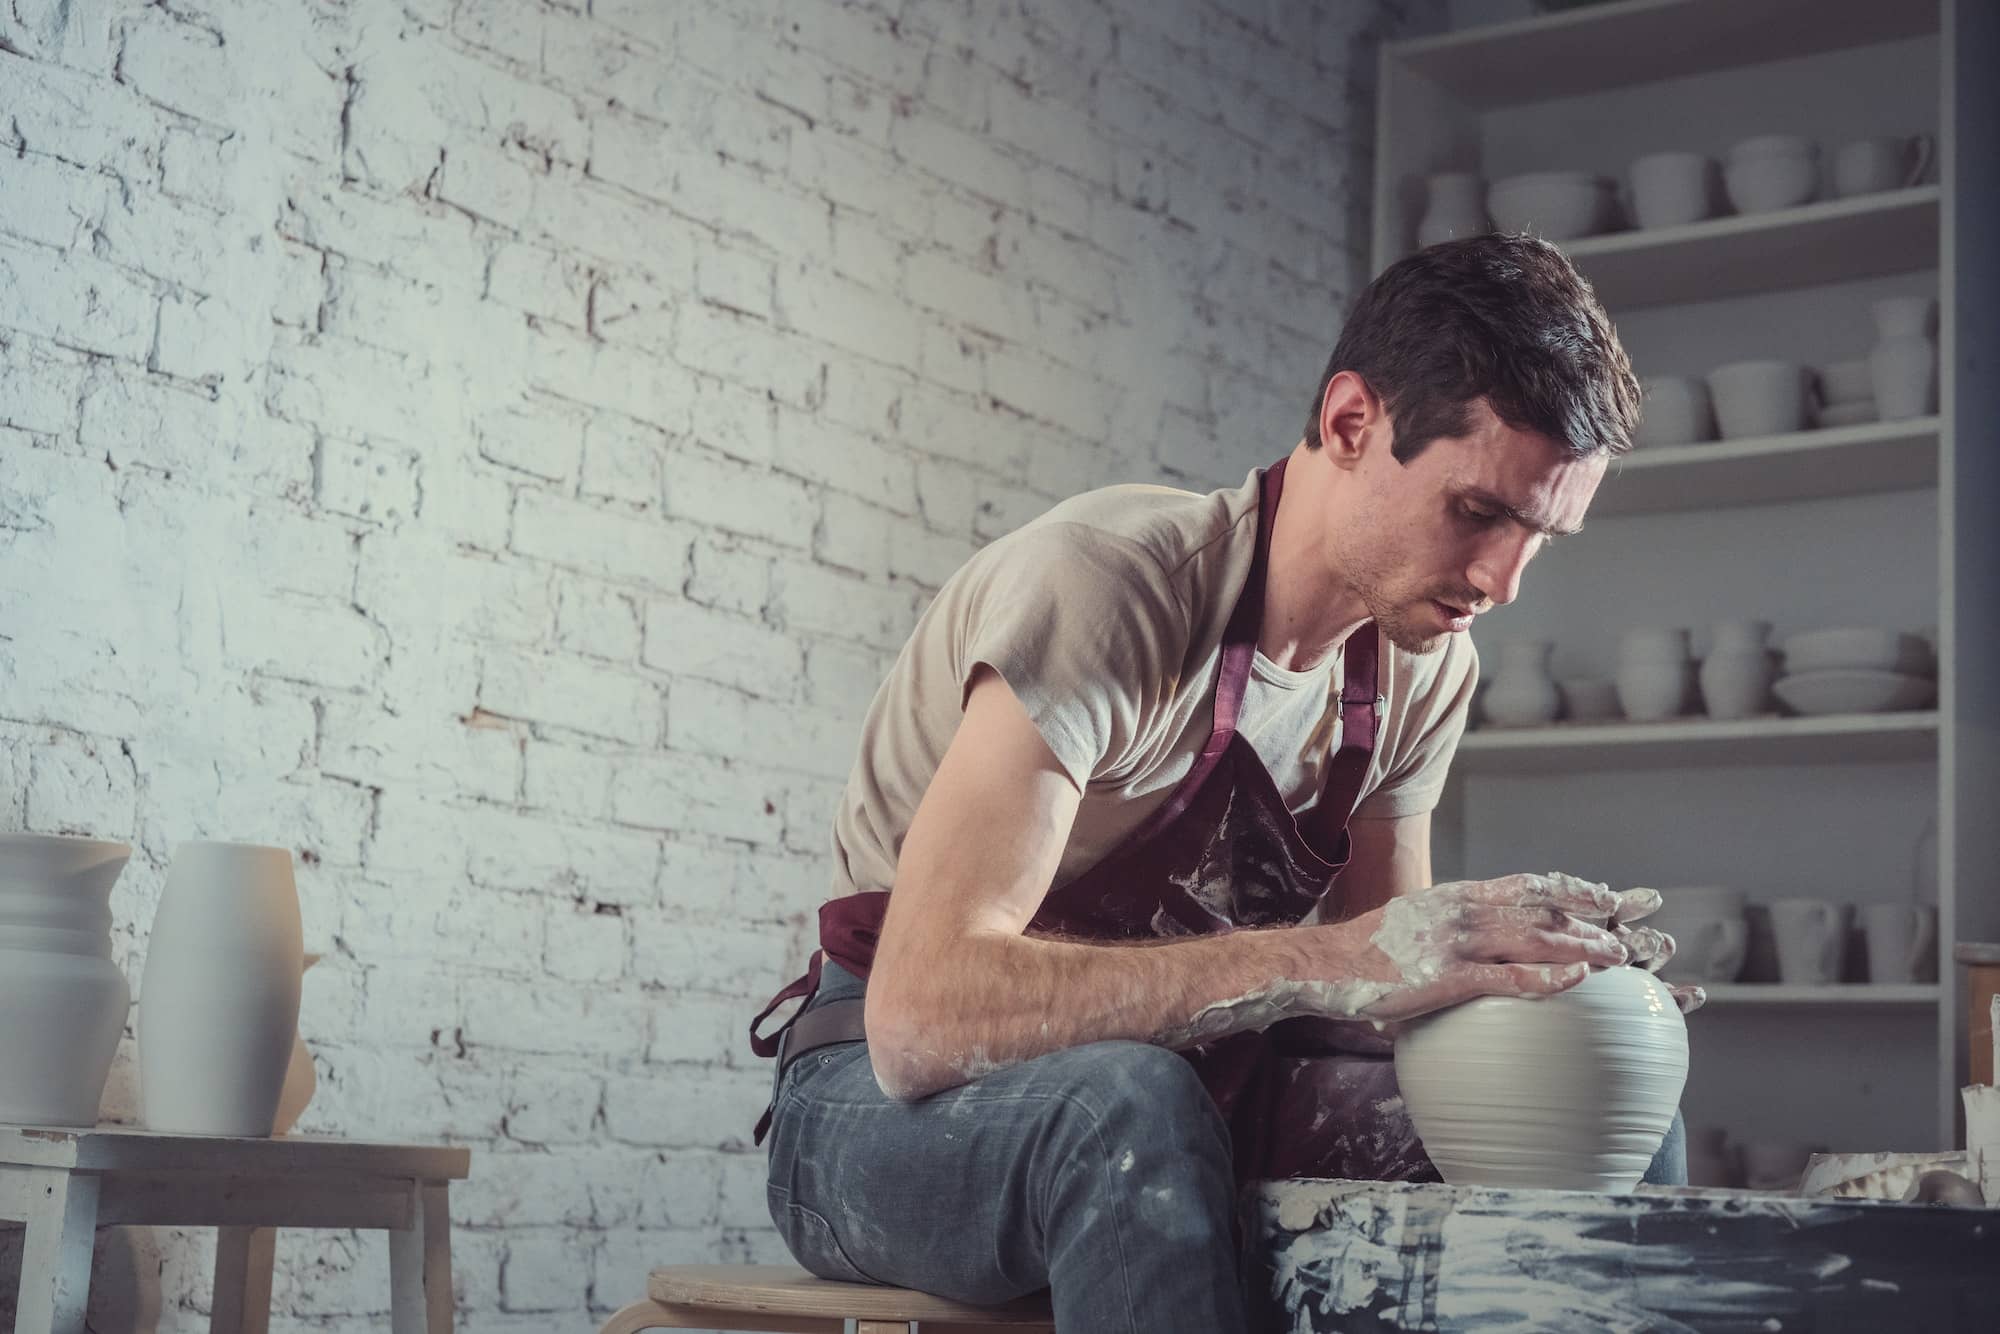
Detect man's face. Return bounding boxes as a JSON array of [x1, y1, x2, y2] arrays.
[[1332, 399, 1607, 654]]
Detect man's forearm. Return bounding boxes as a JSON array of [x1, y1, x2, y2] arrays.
[[863, 921, 1379, 1101]]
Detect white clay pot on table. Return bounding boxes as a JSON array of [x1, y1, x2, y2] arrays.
[[1395, 966, 1689, 1192], [138, 841, 304, 1136], [0, 833, 134, 1127]]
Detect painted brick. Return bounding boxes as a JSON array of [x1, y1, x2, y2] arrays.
[[641, 598, 802, 698], [0, 0, 1402, 1323], [480, 647, 663, 744], [660, 448, 814, 550], [555, 575, 643, 663], [512, 490, 691, 590]]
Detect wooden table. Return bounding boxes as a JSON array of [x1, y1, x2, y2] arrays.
[[1245, 1177, 2000, 1332], [0, 1125, 470, 1334]]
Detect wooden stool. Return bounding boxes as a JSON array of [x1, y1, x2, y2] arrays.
[[597, 1264, 1056, 1333]]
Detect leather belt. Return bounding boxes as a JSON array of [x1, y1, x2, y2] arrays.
[[779, 997, 867, 1075]]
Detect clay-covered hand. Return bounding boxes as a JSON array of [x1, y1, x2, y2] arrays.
[[1596, 885, 1707, 1015], [1339, 871, 1634, 1023]]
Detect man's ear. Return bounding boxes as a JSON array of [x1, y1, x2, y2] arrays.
[[1317, 370, 1382, 469]]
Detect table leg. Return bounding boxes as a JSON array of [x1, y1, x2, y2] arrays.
[[389, 1181, 453, 1333], [211, 1226, 277, 1334], [9, 1167, 99, 1334]]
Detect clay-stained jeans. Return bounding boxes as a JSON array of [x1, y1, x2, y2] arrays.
[[765, 962, 1687, 1332]]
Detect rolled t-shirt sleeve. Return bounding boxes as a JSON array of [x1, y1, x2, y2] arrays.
[[954, 522, 1187, 792], [1354, 635, 1480, 819]]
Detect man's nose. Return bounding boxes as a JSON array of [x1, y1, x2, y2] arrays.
[[1468, 534, 1538, 608]]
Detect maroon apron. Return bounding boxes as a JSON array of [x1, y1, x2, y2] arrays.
[[751, 458, 1436, 1184]]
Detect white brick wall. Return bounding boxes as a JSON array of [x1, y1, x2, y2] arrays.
[[0, 0, 1440, 1327]]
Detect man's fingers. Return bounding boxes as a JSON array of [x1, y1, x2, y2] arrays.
[[1671, 983, 1706, 1014], [1463, 960, 1593, 999], [1459, 872, 1621, 919], [1462, 924, 1628, 968], [1614, 923, 1674, 970], [1612, 887, 1664, 924]]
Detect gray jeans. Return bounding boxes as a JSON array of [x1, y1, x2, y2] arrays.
[[765, 961, 1686, 1331]]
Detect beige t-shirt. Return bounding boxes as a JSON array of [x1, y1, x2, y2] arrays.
[[828, 468, 1479, 902]]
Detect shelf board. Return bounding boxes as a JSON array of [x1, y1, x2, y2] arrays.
[[1560, 187, 1939, 309], [1696, 983, 1940, 1007], [1457, 712, 1937, 773], [1391, 0, 1939, 110], [1593, 418, 1939, 516]]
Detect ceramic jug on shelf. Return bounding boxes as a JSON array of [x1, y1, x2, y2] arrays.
[[1698, 618, 1776, 719], [1483, 639, 1560, 727], [1417, 172, 1489, 249], [1869, 295, 1937, 420]]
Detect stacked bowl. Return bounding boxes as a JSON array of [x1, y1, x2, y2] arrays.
[[1775, 628, 1936, 716], [1816, 359, 1877, 429]]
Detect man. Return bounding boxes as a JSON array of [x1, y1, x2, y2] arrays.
[[751, 234, 1698, 1330]]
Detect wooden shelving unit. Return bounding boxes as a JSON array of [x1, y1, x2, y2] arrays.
[[1376, 0, 1999, 1153]]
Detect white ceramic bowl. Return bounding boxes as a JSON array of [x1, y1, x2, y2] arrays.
[[1819, 359, 1874, 403], [1781, 627, 1934, 677], [1628, 151, 1714, 229], [1773, 669, 1936, 715], [1816, 399, 1877, 429], [1558, 677, 1622, 723], [1635, 375, 1717, 447], [1488, 172, 1612, 241], [1728, 134, 1816, 161], [1725, 154, 1818, 214], [1708, 359, 1810, 438]]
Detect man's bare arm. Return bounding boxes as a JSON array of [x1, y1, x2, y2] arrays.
[[863, 668, 1634, 1101]]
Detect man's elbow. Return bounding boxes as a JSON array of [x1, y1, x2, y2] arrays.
[[863, 991, 960, 1102]]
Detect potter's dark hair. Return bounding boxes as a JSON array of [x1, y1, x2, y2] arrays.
[[1303, 233, 1639, 462]]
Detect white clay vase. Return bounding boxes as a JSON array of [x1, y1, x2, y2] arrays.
[[0, 833, 134, 1126], [1868, 296, 1937, 420], [1417, 172, 1488, 248], [1483, 640, 1559, 727], [1395, 966, 1689, 1192], [138, 842, 303, 1136], [1698, 618, 1776, 719], [272, 951, 323, 1136], [1617, 660, 1692, 722]]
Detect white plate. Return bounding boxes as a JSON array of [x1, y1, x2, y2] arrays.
[[1782, 627, 1933, 677], [1773, 669, 1935, 715]]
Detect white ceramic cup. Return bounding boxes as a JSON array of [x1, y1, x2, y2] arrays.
[[1723, 136, 1819, 214], [1629, 151, 1714, 229], [1768, 898, 1851, 986], [1966, 1084, 2000, 1205], [1862, 903, 1937, 984], [1558, 677, 1622, 723], [1818, 359, 1874, 404], [1833, 134, 1934, 197], [1708, 359, 1813, 439], [1635, 375, 1717, 447], [1648, 887, 1749, 982]]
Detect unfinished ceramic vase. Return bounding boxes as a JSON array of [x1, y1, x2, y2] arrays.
[[0, 833, 133, 1126], [1395, 966, 1688, 1192], [138, 842, 302, 1136], [1484, 640, 1560, 727]]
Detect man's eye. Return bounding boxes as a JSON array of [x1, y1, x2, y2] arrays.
[[1462, 506, 1499, 522]]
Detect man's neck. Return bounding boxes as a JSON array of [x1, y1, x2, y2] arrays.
[[1257, 443, 1372, 673]]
